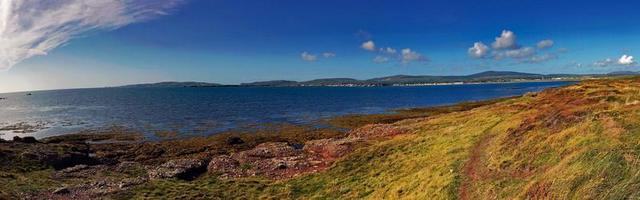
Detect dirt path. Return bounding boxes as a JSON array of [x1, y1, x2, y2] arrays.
[[459, 133, 495, 200]]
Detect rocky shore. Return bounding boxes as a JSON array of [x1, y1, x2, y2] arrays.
[[0, 122, 411, 199], [0, 98, 500, 199]]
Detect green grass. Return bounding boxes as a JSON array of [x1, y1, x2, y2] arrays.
[[0, 169, 63, 198]]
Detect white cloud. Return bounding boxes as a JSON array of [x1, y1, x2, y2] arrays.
[[618, 54, 636, 65], [400, 48, 426, 64], [497, 47, 536, 59], [301, 51, 336, 61], [322, 52, 336, 58], [373, 55, 390, 63], [361, 40, 375, 51], [369, 46, 426, 64], [469, 30, 560, 64], [593, 55, 637, 67], [301, 52, 318, 61], [593, 58, 615, 67], [537, 39, 554, 49], [565, 61, 583, 69], [468, 42, 489, 58], [492, 30, 517, 49], [380, 47, 397, 54], [0, 0, 183, 71], [525, 53, 558, 63]]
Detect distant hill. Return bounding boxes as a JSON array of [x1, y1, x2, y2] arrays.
[[119, 71, 637, 88], [302, 78, 361, 86], [366, 71, 545, 85], [468, 71, 541, 77], [607, 71, 639, 75], [120, 82, 222, 88], [366, 75, 463, 84], [240, 80, 299, 87], [240, 71, 554, 87]]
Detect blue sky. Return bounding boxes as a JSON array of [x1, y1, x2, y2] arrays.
[[1, 0, 640, 92]]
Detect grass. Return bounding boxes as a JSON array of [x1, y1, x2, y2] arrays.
[[327, 97, 512, 129], [0, 169, 61, 195]]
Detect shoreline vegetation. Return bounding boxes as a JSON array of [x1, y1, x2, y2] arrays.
[[0, 69, 626, 96], [3, 76, 640, 199]]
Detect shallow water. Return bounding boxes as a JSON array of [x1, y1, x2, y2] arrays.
[[0, 81, 574, 139]]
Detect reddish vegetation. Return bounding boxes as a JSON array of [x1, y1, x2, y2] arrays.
[[502, 86, 598, 148], [458, 78, 640, 199], [525, 182, 554, 200], [347, 124, 409, 139], [459, 134, 495, 200]]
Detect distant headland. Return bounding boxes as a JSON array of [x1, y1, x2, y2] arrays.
[[119, 70, 638, 88]]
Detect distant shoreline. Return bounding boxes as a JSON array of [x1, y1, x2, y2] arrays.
[[2, 69, 635, 94], [116, 70, 630, 88], [0, 79, 581, 95]]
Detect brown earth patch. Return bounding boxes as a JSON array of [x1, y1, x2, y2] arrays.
[[459, 134, 495, 200]]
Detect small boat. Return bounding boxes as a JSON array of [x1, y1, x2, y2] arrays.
[[26, 93, 32, 96]]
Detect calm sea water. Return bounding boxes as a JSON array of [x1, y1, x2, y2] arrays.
[[0, 81, 574, 140]]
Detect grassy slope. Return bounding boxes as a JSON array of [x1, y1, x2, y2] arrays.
[[116, 77, 640, 199]]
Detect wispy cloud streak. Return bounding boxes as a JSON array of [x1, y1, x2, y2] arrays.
[[0, 0, 183, 70]]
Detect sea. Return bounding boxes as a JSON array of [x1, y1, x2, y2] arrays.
[[0, 81, 574, 140]]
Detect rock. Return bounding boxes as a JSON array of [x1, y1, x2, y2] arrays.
[[118, 177, 147, 189], [225, 136, 244, 145], [53, 187, 70, 194], [116, 161, 143, 173], [208, 142, 328, 179], [233, 142, 298, 162], [304, 139, 355, 159], [21, 136, 38, 143], [12, 136, 39, 143], [274, 161, 287, 170], [207, 155, 239, 173], [17, 143, 96, 170], [148, 158, 207, 180], [61, 164, 89, 173], [91, 180, 108, 189]]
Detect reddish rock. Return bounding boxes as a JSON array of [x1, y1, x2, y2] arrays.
[[208, 155, 240, 173], [206, 124, 413, 180], [303, 138, 356, 159], [232, 142, 299, 162], [148, 158, 207, 180]]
